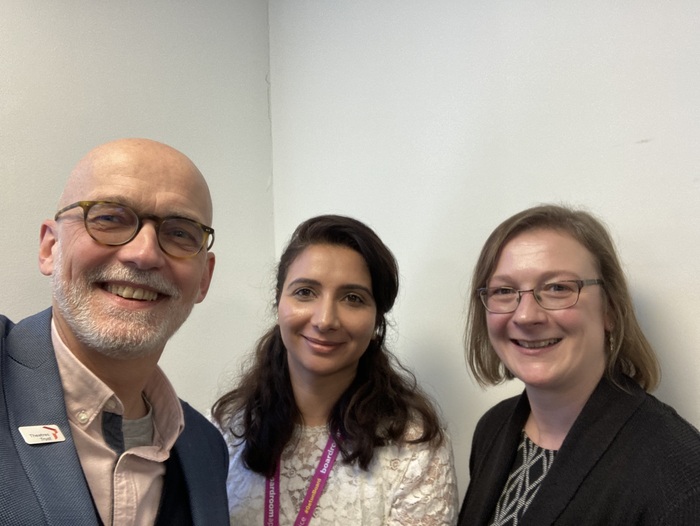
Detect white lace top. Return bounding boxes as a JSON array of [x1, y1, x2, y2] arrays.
[[224, 424, 459, 525]]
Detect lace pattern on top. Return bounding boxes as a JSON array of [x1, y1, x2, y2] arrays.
[[489, 432, 557, 526], [225, 424, 459, 525]]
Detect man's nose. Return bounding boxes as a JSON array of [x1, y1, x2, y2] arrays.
[[115, 221, 166, 269]]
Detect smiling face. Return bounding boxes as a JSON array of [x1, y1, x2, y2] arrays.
[[486, 228, 610, 397], [278, 244, 377, 390], [39, 139, 215, 360]]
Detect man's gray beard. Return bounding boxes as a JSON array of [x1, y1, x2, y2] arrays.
[[52, 249, 195, 359]]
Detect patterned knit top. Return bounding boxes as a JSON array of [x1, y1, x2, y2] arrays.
[[489, 432, 557, 526]]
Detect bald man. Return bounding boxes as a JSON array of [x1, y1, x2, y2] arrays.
[[0, 139, 229, 525]]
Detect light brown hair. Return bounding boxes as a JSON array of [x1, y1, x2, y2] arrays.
[[466, 204, 660, 391]]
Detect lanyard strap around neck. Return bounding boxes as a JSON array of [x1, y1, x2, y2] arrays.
[[265, 434, 339, 526]]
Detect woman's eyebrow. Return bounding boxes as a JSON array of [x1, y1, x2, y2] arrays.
[[285, 278, 373, 296]]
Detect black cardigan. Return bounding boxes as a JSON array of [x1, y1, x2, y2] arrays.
[[458, 376, 700, 525]]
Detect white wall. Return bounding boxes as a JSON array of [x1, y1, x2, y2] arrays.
[[0, 0, 274, 412], [268, 0, 700, 497]]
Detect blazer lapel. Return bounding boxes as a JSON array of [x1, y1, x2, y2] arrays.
[[522, 377, 646, 525], [461, 393, 530, 526], [172, 435, 205, 525], [174, 402, 230, 526], [4, 309, 99, 525]]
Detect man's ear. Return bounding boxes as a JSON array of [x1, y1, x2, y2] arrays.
[[39, 220, 58, 276], [196, 252, 216, 303]]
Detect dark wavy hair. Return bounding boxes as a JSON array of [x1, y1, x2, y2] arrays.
[[212, 214, 444, 477], [466, 204, 660, 391]]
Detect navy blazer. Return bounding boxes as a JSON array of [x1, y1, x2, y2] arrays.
[[458, 376, 700, 525], [0, 309, 229, 525]]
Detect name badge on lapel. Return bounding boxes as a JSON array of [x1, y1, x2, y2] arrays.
[[18, 425, 66, 444]]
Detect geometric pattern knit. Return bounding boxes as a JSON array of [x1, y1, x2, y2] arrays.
[[488, 432, 557, 526]]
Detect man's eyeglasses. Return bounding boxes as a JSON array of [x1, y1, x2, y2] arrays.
[[54, 201, 215, 259], [478, 279, 604, 314]]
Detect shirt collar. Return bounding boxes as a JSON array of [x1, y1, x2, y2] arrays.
[[51, 318, 184, 451]]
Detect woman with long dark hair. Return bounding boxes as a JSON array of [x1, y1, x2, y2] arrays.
[[213, 214, 457, 525]]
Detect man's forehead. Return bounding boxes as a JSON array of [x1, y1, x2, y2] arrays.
[[58, 140, 213, 223]]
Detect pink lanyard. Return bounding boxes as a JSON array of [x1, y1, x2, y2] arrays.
[[265, 434, 339, 526]]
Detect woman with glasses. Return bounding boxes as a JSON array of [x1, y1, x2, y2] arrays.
[[213, 214, 458, 525], [458, 205, 700, 525]]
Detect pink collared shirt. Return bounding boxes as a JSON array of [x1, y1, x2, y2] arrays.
[[52, 320, 185, 526]]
